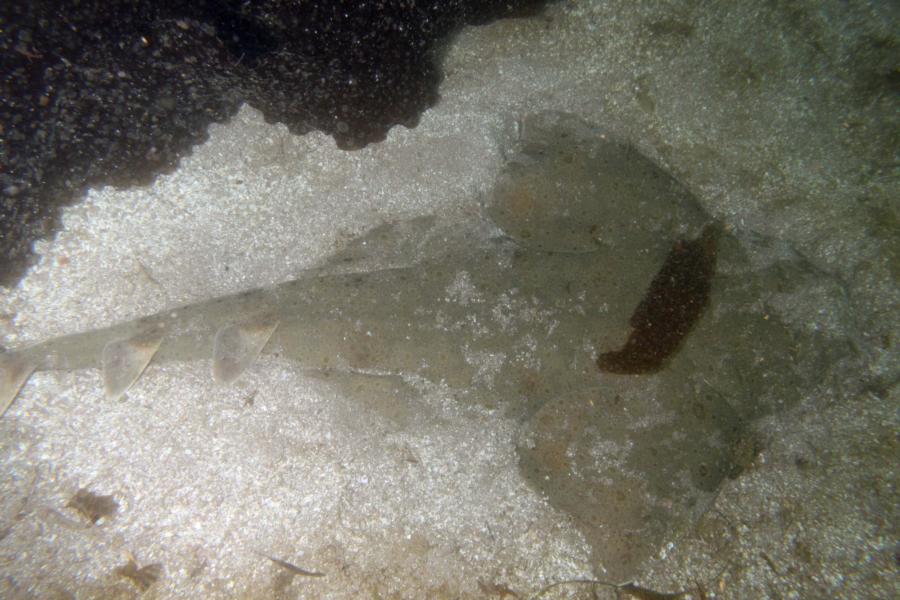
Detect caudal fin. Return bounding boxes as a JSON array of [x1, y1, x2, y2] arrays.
[[0, 352, 37, 417]]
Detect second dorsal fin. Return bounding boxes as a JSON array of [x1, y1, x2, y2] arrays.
[[102, 332, 164, 400]]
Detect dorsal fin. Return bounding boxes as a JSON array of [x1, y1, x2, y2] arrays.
[[102, 332, 164, 400], [0, 352, 37, 417], [212, 321, 278, 384]]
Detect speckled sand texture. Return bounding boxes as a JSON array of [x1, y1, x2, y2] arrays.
[[1, 1, 897, 598]]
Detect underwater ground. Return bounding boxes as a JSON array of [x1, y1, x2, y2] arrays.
[[1, 1, 897, 598]]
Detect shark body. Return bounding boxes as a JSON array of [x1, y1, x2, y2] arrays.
[[0, 112, 830, 580], [1, 214, 670, 417]]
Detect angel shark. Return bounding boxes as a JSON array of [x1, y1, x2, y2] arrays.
[[0, 112, 831, 579]]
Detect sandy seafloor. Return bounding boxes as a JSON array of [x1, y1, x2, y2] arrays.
[[1, 1, 897, 598]]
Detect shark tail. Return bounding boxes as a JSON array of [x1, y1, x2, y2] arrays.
[[1, 318, 277, 416]]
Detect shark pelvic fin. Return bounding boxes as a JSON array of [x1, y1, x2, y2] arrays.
[[212, 321, 278, 384], [102, 332, 164, 400]]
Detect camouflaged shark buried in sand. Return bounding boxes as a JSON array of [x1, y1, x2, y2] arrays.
[[0, 113, 831, 579]]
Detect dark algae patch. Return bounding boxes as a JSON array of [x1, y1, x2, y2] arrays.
[[259, 552, 325, 578], [597, 224, 720, 374], [529, 577, 696, 599], [66, 488, 118, 524], [115, 558, 163, 591]]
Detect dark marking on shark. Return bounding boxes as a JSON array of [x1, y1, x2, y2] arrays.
[[597, 224, 719, 374]]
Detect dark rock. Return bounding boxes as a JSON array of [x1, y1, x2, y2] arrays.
[[0, 0, 551, 285]]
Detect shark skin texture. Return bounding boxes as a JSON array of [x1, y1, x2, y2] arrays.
[[0, 112, 833, 579]]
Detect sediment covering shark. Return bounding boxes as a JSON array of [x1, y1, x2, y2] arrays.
[[0, 113, 836, 582]]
